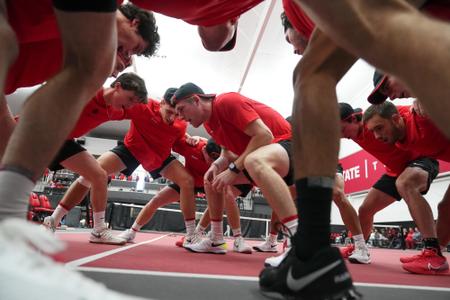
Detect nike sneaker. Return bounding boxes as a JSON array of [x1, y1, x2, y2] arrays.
[[259, 247, 361, 299], [402, 248, 449, 275]]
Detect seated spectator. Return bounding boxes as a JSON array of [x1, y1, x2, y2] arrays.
[[412, 227, 422, 249], [405, 227, 415, 249]]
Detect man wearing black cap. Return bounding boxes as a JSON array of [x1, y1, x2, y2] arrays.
[[260, 0, 450, 297], [117, 136, 254, 253], [340, 102, 446, 275], [172, 82, 298, 254], [368, 71, 413, 104]]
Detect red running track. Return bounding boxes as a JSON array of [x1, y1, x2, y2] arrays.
[[56, 231, 450, 288]]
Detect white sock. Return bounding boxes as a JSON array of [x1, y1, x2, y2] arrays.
[[185, 219, 196, 236], [282, 217, 298, 235], [232, 227, 241, 237], [268, 233, 278, 244], [131, 221, 142, 232], [93, 211, 106, 231], [211, 220, 224, 242], [0, 170, 35, 220], [52, 204, 69, 226], [353, 234, 366, 248]]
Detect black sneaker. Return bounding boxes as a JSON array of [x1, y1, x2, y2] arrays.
[[259, 247, 361, 300]]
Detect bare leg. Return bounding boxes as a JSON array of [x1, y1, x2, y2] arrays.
[[437, 186, 450, 248], [0, 0, 18, 159], [333, 175, 362, 236], [358, 188, 396, 240], [134, 186, 179, 226], [61, 151, 108, 213], [161, 160, 196, 221], [244, 144, 296, 220], [0, 8, 116, 220], [396, 167, 437, 239], [297, 0, 450, 137], [292, 29, 357, 259]]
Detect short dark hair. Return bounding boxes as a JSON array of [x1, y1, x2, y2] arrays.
[[205, 139, 221, 155], [111, 72, 148, 103], [281, 12, 293, 33], [119, 3, 160, 57], [363, 101, 399, 124]]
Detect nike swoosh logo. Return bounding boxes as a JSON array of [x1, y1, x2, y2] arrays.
[[91, 232, 101, 238], [212, 242, 226, 247], [428, 262, 448, 271], [287, 260, 341, 292]]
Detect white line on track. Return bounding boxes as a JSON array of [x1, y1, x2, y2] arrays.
[[65, 234, 169, 268], [76, 266, 450, 292]]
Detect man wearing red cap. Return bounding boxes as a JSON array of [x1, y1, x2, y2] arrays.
[[172, 82, 298, 254]]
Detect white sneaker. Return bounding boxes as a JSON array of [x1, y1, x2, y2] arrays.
[[264, 247, 291, 267], [253, 237, 278, 253], [43, 216, 56, 233], [348, 245, 371, 264], [0, 219, 150, 300], [182, 231, 203, 248], [117, 229, 136, 243], [184, 237, 227, 254], [89, 228, 126, 245], [233, 236, 252, 254]]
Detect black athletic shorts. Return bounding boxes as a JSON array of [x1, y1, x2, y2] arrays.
[[243, 140, 294, 186], [110, 141, 176, 178], [373, 157, 439, 201], [49, 140, 86, 171], [53, 0, 117, 12]]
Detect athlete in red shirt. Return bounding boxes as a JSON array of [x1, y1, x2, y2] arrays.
[[54, 87, 202, 245], [0, 1, 155, 298], [42, 73, 147, 245], [132, 0, 263, 51], [363, 101, 450, 275], [117, 137, 254, 253], [261, 0, 450, 297], [172, 82, 297, 254]]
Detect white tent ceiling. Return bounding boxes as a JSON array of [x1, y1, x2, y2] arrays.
[[5, 0, 414, 158]]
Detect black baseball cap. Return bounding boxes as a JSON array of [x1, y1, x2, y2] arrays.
[[171, 82, 214, 106], [339, 102, 363, 121], [367, 71, 388, 104], [163, 87, 177, 102], [218, 25, 237, 51], [339, 102, 355, 120], [205, 138, 221, 155]]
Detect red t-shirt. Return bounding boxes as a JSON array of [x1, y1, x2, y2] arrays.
[[6, 0, 62, 94], [173, 139, 209, 187], [353, 107, 415, 176], [132, 0, 263, 26], [395, 107, 450, 162], [204, 93, 291, 155], [282, 0, 315, 40], [67, 89, 127, 139], [5, 0, 123, 94], [124, 99, 187, 171]]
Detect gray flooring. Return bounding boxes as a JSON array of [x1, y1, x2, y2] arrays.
[[82, 269, 450, 300]]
